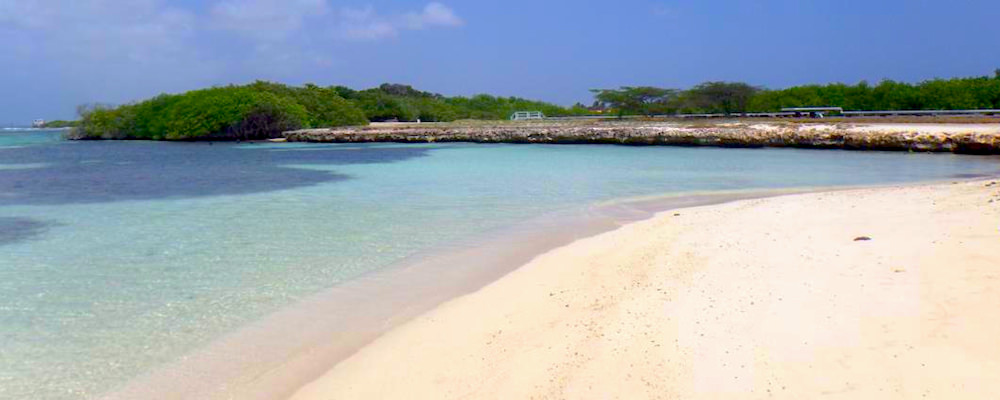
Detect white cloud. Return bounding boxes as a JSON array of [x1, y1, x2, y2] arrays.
[[337, 2, 464, 41], [210, 0, 329, 41], [340, 6, 399, 40], [404, 2, 464, 29], [0, 0, 197, 63], [0, 1, 463, 76], [0, 0, 220, 120], [208, 1, 462, 43], [0, 0, 465, 119]]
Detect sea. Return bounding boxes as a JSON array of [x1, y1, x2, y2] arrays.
[[1, 128, 997, 399]]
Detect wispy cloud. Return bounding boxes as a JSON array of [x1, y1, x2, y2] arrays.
[[339, 2, 464, 41], [210, 0, 330, 42], [404, 2, 465, 29], [206, 1, 463, 43], [339, 6, 400, 40], [1, 1, 464, 60], [0, 1, 464, 119], [0, 0, 197, 63]]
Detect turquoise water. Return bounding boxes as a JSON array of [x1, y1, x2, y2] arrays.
[[1, 130, 998, 399]]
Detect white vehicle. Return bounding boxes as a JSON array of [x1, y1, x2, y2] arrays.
[[510, 111, 545, 121]]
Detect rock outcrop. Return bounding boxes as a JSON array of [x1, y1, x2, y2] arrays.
[[284, 122, 1000, 155]]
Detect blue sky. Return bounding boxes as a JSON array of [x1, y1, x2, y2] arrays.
[[1, 0, 998, 123]]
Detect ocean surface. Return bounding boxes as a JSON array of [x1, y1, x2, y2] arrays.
[[1, 129, 998, 399]]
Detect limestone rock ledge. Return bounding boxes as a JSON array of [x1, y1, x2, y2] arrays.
[[284, 122, 1000, 154]]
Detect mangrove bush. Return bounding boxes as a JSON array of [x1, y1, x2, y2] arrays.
[[72, 83, 367, 140]]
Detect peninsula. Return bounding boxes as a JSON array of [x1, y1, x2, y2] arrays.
[[286, 120, 1000, 154], [67, 71, 1000, 146]]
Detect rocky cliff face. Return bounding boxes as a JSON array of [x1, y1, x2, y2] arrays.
[[284, 122, 1000, 155]]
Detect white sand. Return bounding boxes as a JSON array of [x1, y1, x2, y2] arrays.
[[291, 180, 1000, 399]]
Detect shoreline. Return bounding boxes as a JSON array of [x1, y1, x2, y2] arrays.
[[98, 187, 815, 400], [5, 132, 988, 398], [285, 121, 1000, 155], [290, 178, 1000, 399]]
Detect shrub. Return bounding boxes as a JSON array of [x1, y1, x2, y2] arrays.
[[746, 72, 1000, 112], [72, 83, 367, 140]]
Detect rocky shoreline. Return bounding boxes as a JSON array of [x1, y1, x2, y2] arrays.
[[284, 122, 1000, 154]]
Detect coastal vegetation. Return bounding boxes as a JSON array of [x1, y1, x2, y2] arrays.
[[71, 83, 366, 140], [590, 82, 760, 116], [592, 70, 1000, 116], [590, 87, 679, 118], [71, 82, 588, 140], [333, 83, 591, 122], [40, 120, 80, 128], [70, 70, 1000, 140], [749, 71, 1000, 112]]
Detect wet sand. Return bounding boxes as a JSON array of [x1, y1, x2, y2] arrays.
[[100, 190, 800, 400]]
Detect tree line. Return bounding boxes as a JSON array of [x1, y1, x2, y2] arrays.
[[72, 82, 367, 140], [40, 120, 80, 128], [591, 70, 1000, 116], [331, 83, 591, 122], [72, 82, 592, 140], [72, 70, 1000, 140]]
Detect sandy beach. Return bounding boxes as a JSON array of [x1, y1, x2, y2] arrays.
[[290, 179, 1000, 400]]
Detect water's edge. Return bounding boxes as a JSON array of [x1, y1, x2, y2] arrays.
[[97, 185, 855, 400], [4, 130, 993, 400], [103, 174, 1000, 400]]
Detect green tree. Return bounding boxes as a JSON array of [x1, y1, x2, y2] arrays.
[[590, 87, 678, 117], [684, 82, 759, 115], [743, 70, 1000, 112], [72, 82, 368, 140]]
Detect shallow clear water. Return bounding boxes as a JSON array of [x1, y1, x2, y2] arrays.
[[1, 130, 998, 399]]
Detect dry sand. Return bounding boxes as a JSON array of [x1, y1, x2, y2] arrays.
[[290, 180, 1000, 400]]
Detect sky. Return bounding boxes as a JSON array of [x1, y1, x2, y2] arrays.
[[1, 0, 999, 123]]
